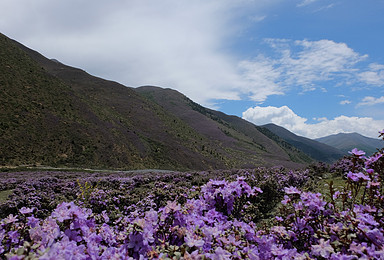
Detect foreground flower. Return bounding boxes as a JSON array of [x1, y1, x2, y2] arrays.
[[348, 148, 366, 157], [311, 239, 335, 258], [284, 186, 301, 195], [347, 171, 370, 182]]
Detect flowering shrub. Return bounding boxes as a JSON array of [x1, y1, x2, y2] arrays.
[[0, 129, 383, 259]]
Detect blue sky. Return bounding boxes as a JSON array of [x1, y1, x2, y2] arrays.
[[1, 0, 383, 138]]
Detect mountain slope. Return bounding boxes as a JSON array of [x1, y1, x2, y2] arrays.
[[135, 86, 313, 167], [1, 33, 205, 169], [262, 124, 345, 163], [316, 132, 384, 155], [1, 33, 309, 170]]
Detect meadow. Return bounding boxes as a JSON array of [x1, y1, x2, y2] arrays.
[[0, 130, 383, 259]]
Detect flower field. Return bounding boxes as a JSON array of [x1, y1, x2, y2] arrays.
[[1, 131, 383, 259]]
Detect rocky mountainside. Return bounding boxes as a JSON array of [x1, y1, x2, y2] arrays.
[[0, 33, 310, 170]]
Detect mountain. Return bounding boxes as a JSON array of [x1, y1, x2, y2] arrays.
[[0, 33, 310, 170], [262, 124, 345, 163], [135, 86, 314, 167], [316, 132, 384, 156]]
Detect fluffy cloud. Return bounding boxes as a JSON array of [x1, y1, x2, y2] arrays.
[[239, 39, 370, 94], [242, 106, 384, 139], [0, 0, 280, 106], [238, 57, 284, 102], [358, 63, 384, 86], [0, 1, 383, 108], [357, 96, 384, 107], [340, 100, 351, 105]]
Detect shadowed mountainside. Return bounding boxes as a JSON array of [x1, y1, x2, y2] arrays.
[[316, 132, 384, 156], [1, 33, 311, 170], [262, 123, 345, 163]]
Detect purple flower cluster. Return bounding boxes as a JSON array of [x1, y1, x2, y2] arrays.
[[0, 178, 264, 259], [0, 129, 383, 259], [0, 158, 381, 259]]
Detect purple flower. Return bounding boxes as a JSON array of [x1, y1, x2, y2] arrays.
[[209, 247, 232, 260], [41, 217, 61, 247], [349, 242, 368, 255], [300, 192, 326, 211], [163, 201, 181, 214], [311, 239, 335, 258], [64, 229, 82, 242], [366, 228, 384, 244], [347, 171, 359, 182], [127, 232, 144, 252], [19, 207, 35, 214], [40, 236, 87, 260], [348, 148, 366, 157], [281, 195, 291, 205], [51, 202, 73, 222], [52, 201, 91, 222], [284, 186, 301, 195], [99, 223, 116, 246], [365, 153, 383, 167], [330, 253, 358, 260], [8, 231, 19, 244], [3, 214, 18, 224], [185, 231, 204, 248], [101, 210, 109, 223], [275, 216, 283, 222], [333, 191, 341, 200], [347, 171, 370, 182], [101, 247, 127, 259]]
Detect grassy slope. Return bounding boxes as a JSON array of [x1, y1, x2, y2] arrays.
[[1, 33, 218, 170], [135, 86, 311, 168]]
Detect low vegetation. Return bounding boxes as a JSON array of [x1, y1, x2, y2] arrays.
[[0, 131, 383, 259]]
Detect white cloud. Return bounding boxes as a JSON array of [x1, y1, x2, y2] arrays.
[[314, 3, 336, 12], [237, 56, 284, 102], [314, 117, 328, 122], [358, 63, 384, 86], [297, 0, 319, 7], [0, 1, 383, 108], [242, 106, 384, 138], [249, 15, 267, 22], [242, 106, 307, 130], [237, 39, 384, 103], [357, 96, 384, 106], [241, 39, 368, 93], [340, 100, 351, 105], [0, 0, 282, 107]]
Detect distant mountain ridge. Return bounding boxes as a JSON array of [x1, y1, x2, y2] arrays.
[[0, 33, 311, 170], [262, 124, 345, 163], [316, 132, 384, 155]]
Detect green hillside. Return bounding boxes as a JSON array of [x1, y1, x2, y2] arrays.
[[1, 33, 311, 170]]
